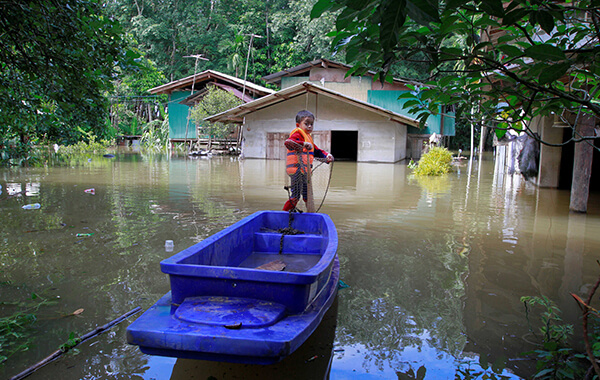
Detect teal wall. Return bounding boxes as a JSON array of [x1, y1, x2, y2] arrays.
[[168, 91, 197, 139], [367, 90, 455, 136]]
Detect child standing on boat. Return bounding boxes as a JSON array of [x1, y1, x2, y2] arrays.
[[283, 110, 334, 212]]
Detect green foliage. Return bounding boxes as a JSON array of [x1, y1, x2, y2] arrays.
[[190, 85, 243, 143], [111, 57, 168, 138], [107, 0, 337, 84], [0, 288, 56, 364], [522, 296, 573, 344], [0, 0, 138, 142], [313, 0, 600, 146], [413, 146, 453, 176], [58, 332, 81, 353], [521, 296, 586, 380], [140, 117, 170, 152], [56, 135, 114, 157]]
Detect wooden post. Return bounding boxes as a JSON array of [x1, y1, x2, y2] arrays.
[[569, 115, 595, 213], [298, 150, 315, 213], [305, 153, 315, 213]]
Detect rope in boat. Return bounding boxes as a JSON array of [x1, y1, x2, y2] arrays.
[[278, 211, 303, 254], [260, 213, 305, 255], [313, 158, 334, 213]]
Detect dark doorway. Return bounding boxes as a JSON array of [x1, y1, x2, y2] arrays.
[[331, 131, 358, 161], [559, 128, 600, 191]]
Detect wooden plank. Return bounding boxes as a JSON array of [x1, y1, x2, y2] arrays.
[[256, 259, 286, 271]]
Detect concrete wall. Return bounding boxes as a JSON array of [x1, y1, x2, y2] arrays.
[[532, 115, 563, 188], [281, 76, 373, 102], [241, 92, 407, 163]]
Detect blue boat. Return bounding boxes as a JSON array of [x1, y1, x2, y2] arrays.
[[127, 210, 339, 364]]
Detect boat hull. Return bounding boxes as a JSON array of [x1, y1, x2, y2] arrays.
[[127, 256, 339, 364], [126, 211, 339, 364]]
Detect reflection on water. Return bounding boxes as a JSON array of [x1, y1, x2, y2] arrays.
[[1, 152, 600, 379]]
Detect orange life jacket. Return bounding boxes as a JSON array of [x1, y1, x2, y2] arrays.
[[286, 127, 314, 175]]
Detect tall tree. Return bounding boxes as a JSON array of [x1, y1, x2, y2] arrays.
[[0, 0, 134, 148], [269, 0, 338, 74]]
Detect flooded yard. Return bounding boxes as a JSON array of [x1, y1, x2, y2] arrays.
[[2, 152, 600, 379]]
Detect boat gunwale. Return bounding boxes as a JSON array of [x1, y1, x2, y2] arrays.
[[160, 211, 338, 284]]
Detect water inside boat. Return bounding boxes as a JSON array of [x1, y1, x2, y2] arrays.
[[239, 253, 322, 272]]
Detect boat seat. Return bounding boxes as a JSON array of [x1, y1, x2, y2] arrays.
[[174, 296, 286, 328], [253, 232, 323, 254]]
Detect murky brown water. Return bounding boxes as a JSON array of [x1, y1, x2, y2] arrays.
[[2, 151, 600, 379]]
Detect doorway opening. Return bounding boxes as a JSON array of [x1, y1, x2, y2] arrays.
[[330, 131, 358, 161]]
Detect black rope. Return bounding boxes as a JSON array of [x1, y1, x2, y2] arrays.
[[314, 159, 334, 213], [278, 211, 305, 254]]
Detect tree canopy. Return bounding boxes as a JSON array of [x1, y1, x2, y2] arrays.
[[0, 0, 341, 163], [0, 0, 139, 147], [107, 0, 338, 84], [312, 0, 600, 143]]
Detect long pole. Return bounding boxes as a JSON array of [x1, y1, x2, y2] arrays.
[[239, 34, 262, 156], [183, 54, 208, 151], [10, 307, 142, 380], [241, 34, 262, 101], [304, 150, 315, 213]]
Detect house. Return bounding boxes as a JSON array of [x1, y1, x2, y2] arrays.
[[479, 20, 599, 213], [206, 59, 455, 162], [148, 70, 274, 144]]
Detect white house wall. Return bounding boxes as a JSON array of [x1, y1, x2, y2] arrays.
[[241, 92, 408, 163], [281, 76, 372, 102]]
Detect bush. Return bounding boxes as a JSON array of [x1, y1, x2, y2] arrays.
[[56, 135, 113, 156], [413, 146, 453, 176]]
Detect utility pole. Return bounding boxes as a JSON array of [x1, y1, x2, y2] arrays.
[[238, 34, 262, 154], [183, 54, 209, 152], [241, 34, 262, 101]]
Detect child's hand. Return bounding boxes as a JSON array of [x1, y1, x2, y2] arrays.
[[303, 142, 313, 150], [326, 154, 334, 163]]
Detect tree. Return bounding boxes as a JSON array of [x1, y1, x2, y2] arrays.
[[269, 0, 339, 74], [0, 0, 136, 151], [190, 85, 243, 150], [311, 0, 600, 145], [219, 32, 246, 77]]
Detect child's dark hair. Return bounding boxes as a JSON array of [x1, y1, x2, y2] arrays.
[[296, 110, 314, 124]]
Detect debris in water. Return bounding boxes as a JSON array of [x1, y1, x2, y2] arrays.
[[256, 260, 286, 271], [338, 280, 350, 290]]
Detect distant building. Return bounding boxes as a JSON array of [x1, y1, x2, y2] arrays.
[[148, 70, 274, 143], [206, 59, 455, 162]]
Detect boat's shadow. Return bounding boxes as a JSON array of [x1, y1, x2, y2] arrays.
[[170, 296, 339, 380]]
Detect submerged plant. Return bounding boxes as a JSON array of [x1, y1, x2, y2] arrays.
[[412, 146, 453, 176], [521, 295, 586, 379], [0, 290, 56, 364]]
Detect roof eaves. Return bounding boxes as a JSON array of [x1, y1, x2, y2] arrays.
[[205, 81, 420, 127], [149, 70, 274, 95]]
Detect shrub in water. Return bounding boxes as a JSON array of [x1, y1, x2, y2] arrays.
[[413, 146, 453, 176]]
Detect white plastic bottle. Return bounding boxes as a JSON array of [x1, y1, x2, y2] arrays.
[[22, 203, 41, 210]]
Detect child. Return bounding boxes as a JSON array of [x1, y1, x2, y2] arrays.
[[283, 110, 334, 212]]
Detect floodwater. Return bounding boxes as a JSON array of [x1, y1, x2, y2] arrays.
[[1, 151, 600, 379]]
